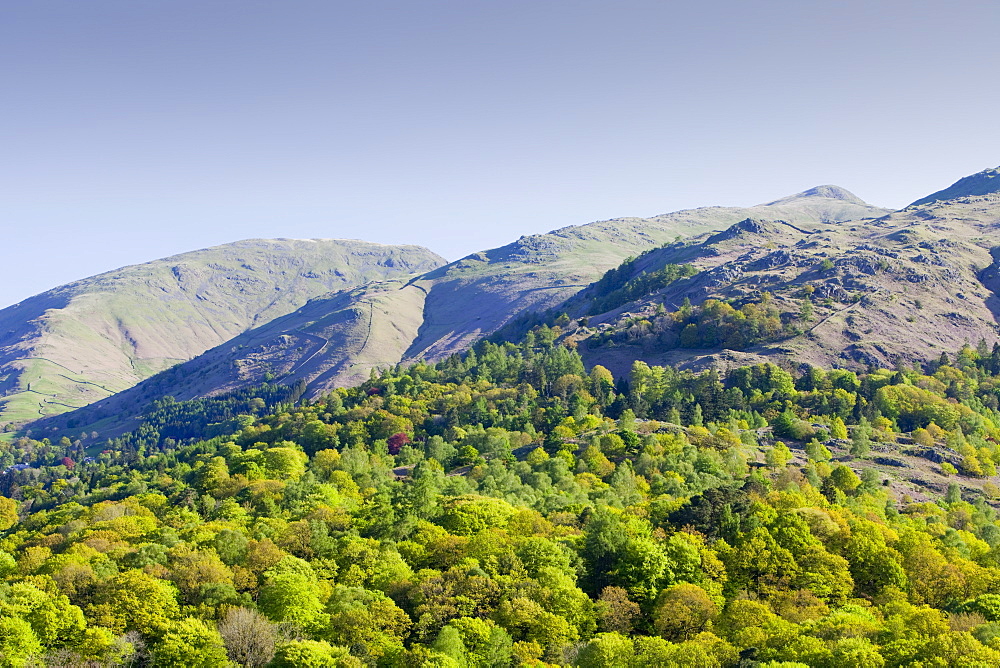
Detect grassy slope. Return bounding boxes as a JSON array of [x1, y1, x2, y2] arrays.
[[0, 239, 445, 426], [910, 165, 1000, 206]]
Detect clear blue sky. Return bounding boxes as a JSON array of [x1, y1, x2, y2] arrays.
[[2, 0, 999, 308]]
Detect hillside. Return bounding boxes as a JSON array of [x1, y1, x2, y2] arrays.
[[33, 187, 887, 436], [0, 239, 445, 428], [11, 168, 1000, 667], [910, 165, 1000, 206], [401, 184, 884, 366], [6, 328, 1000, 665], [541, 191, 1000, 378]]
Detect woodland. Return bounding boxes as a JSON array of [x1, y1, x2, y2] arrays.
[[3, 321, 1000, 666], [3, 4, 998, 664]]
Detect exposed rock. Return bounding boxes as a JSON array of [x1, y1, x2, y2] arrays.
[[872, 456, 908, 468]]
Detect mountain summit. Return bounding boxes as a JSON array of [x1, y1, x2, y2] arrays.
[[765, 185, 868, 207], [910, 165, 1000, 207]]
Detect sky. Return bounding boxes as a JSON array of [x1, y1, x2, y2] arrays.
[[2, 0, 999, 309]]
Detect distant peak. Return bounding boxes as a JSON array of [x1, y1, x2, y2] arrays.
[[765, 185, 867, 207], [910, 166, 1000, 207], [796, 185, 866, 202]]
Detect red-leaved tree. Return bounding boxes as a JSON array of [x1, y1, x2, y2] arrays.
[[387, 432, 411, 455]]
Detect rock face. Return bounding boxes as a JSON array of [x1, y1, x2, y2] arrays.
[[563, 191, 1000, 378], [0, 239, 446, 426], [34, 187, 889, 435]]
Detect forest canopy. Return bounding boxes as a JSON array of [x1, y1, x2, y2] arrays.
[[3, 334, 1000, 666]]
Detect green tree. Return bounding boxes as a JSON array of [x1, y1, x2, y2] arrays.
[[492, 597, 577, 662], [0, 582, 86, 650], [325, 587, 411, 662], [830, 465, 861, 493], [805, 438, 832, 462], [432, 625, 468, 666], [0, 617, 42, 668], [87, 570, 180, 635], [766, 442, 793, 469], [851, 417, 873, 456], [575, 632, 634, 667], [151, 618, 229, 667], [799, 297, 814, 322], [271, 640, 356, 667], [844, 522, 908, 597], [0, 497, 17, 532], [830, 417, 848, 440], [653, 583, 719, 641], [258, 572, 326, 632], [263, 446, 308, 479], [445, 618, 513, 668], [439, 496, 516, 535], [589, 365, 616, 404], [717, 599, 797, 651]]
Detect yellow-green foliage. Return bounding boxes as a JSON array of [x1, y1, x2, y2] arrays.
[[3, 340, 1000, 665]]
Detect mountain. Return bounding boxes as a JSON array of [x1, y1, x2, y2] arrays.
[[12, 282, 1000, 665], [765, 184, 870, 207], [910, 165, 1000, 206], [8, 170, 1000, 668], [549, 191, 1000, 377], [0, 239, 445, 427], [32, 187, 887, 436]]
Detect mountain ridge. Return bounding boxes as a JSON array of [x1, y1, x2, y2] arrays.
[[28, 187, 889, 438], [910, 166, 1000, 207], [546, 194, 1000, 378], [0, 238, 445, 427]]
